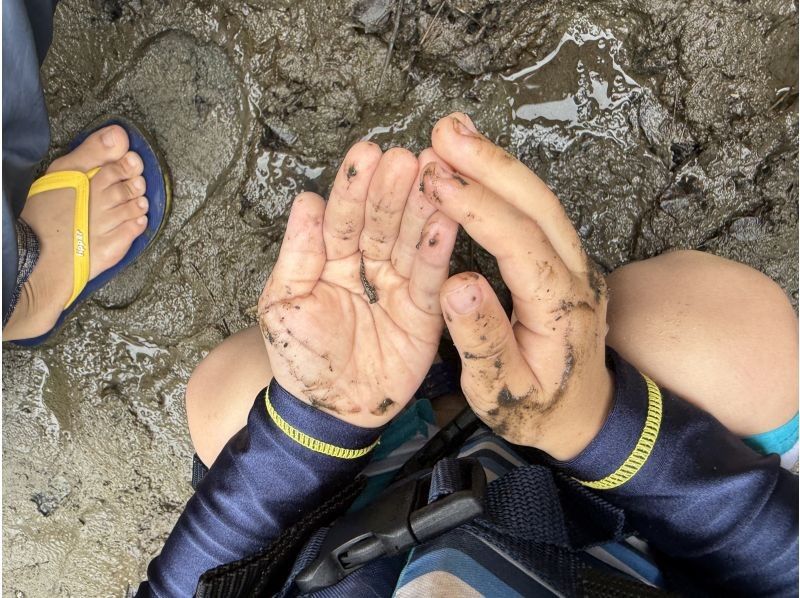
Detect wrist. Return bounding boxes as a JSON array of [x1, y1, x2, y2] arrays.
[[267, 379, 384, 458], [534, 364, 615, 461], [547, 349, 664, 490], [272, 372, 399, 430]]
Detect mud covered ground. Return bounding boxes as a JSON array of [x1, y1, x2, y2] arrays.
[[2, 0, 797, 595]]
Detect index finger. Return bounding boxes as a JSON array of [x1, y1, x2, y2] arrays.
[[430, 112, 586, 273], [421, 161, 575, 335], [390, 148, 448, 278]]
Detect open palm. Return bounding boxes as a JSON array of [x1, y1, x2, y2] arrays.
[[258, 144, 457, 428]]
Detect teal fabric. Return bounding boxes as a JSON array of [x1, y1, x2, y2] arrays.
[[372, 399, 435, 461], [348, 399, 436, 512], [743, 413, 799, 456]]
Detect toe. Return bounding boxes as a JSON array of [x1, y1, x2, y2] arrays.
[[105, 197, 149, 232], [102, 176, 146, 207], [92, 152, 145, 189], [95, 194, 148, 233], [118, 151, 145, 178], [113, 215, 148, 244], [49, 124, 130, 173], [92, 216, 147, 272]]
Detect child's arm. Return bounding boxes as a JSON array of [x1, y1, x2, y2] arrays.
[[423, 112, 798, 595], [552, 348, 798, 595], [136, 380, 380, 597], [137, 142, 458, 596]]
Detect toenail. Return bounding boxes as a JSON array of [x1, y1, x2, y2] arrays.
[[101, 130, 116, 148], [127, 154, 139, 168], [137, 216, 148, 225], [133, 178, 145, 192], [137, 197, 148, 209]]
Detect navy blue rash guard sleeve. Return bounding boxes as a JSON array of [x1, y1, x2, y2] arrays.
[[553, 349, 799, 596], [137, 351, 797, 596], [136, 379, 382, 598]]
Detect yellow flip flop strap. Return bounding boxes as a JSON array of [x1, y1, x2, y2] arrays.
[[27, 167, 101, 308]]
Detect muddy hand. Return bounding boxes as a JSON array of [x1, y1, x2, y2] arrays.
[[422, 113, 613, 460], [258, 143, 458, 428]]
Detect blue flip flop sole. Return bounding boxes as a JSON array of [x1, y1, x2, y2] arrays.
[[14, 116, 172, 347]]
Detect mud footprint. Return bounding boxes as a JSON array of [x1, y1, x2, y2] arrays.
[[60, 31, 246, 308]]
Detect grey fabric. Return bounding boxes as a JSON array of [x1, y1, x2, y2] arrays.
[[3, 219, 40, 326], [2, 0, 58, 325]]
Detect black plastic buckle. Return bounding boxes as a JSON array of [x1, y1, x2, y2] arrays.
[[294, 458, 486, 593]]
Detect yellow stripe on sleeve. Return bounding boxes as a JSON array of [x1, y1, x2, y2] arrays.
[[573, 373, 663, 490], [264, 390, 379, 459]]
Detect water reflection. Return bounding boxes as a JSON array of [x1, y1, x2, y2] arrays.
[[244, 149, 326, 220], [360, 21, 646, 157], [503, 22, 642, 152]]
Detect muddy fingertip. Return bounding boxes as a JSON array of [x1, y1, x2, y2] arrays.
[[441, 272, 484, 316], [418, 211, 458, 255], [341, 141, 382, 179], [421, 162, 462, 206]]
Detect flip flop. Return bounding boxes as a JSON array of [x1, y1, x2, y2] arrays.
[[14, 115, 172, 346]]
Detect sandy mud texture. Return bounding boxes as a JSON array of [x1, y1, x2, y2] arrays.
[[3, 0, 797, 595]]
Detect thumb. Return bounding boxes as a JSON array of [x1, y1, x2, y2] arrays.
[[261, 192, 326, 307], [440, 273, 539, 439]]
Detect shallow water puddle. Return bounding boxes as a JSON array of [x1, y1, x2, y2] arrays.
[[244, 149, 327, 220], [108, 331, 168, 362], [363, 112, 416, 142], [361, 21, 645, 158], [22, 357, 62, 442], [501, 22, 642, 152]]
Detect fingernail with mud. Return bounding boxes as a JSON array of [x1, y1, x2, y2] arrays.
[[446, 282, 482, 314], [453, 117, 479, 137], [435, 162, 469, 187], [422, 162, 448, 185], [434, 161, 454, 177], [461, 113, 480, 134]]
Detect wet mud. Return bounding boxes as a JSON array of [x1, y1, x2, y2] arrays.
[[3, 0, 797, 595]]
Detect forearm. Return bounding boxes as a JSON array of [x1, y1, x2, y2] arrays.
[[137, 380, 380, 597], [553, 349, 798, 596]]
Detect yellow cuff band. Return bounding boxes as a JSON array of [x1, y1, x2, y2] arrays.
[[573, 373, 663, 490], [264, 390, 379, 459]]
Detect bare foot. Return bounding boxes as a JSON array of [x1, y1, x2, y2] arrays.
[[4, 125, 150, 341]]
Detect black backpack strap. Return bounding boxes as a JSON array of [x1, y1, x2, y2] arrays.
[[554, 471, 631, 549], [194, 456, 677, 597], [477, 463, 572, 545], [194, 476, 367, 598], [474, 464, 627, 549], [290, 459, 664, 598], [191, 454, 209, 491], [393, 407, 483, 482], [292, 458, 486, 594], [465, 463, 671, 598], [580, 568, 678, 597]]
